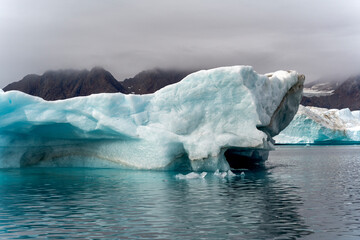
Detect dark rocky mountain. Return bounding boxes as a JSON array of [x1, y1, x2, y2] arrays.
[[122, 68, 193, 94], [301, 75, 360, 110], [3, 67, 194, 100], [3, 67, 128, 100]]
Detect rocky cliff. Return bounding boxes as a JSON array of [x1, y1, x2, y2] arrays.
[[122, 68, 192, 94]]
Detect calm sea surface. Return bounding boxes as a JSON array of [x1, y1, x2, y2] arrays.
[[1, 145, 360, 239]]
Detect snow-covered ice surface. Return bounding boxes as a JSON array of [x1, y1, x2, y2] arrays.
[[302, 88, 334, 97], [0, 66, 304, 170], [275, 105, 360, 144]]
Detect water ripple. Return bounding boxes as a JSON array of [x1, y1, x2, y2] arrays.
[[0, 146, 359, 239]]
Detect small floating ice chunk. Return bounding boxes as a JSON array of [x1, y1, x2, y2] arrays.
[[175, 173, 188, 180], [214, 169, 227, 178], [175, 172, 207, 180], [240, 171, 245, 179], [200, 172, 207, 178], [214, 169, 221, 176], [227, 170, 236, 177], [214, 169, 236, 178]]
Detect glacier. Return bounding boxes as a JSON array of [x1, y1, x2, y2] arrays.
[[275, 105, 360, 144], [0, 66, 304, 170]]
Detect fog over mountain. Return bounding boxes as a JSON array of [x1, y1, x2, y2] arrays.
[[1, 0, 360, 88], [302, 75, 360, 110]]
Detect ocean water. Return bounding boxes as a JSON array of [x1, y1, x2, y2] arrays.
[[0, 145, 360, 239]]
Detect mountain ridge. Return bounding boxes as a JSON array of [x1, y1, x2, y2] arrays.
[[3, 67, 128, 100], [4, 67, 360, 110]]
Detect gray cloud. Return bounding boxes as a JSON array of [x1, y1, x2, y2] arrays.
[[1, 0, 360, 87]]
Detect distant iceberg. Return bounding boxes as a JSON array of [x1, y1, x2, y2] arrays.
[[275, 105, 360, 144], [0, 66, 304, 170]]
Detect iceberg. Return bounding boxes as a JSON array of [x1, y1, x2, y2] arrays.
[[0, 66, 304, 170], [275, 105, 360, 144]]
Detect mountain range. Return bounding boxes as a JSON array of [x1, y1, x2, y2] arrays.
[[3, 67, 192, 100], [3, 67, 127, 101], [3, 67, 360, 110]]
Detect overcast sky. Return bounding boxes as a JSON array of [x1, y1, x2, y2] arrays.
[[1, 0, 360, 88]]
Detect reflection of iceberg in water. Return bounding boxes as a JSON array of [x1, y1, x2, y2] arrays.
[[0, 66, 304, 170], [163, 168, 312, 239], [252, 170, 311, 238], [0, 167, 312, 239]]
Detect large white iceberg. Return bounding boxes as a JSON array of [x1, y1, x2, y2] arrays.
[[275, 105, 360, 144], [0, 66, 304, 170]]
